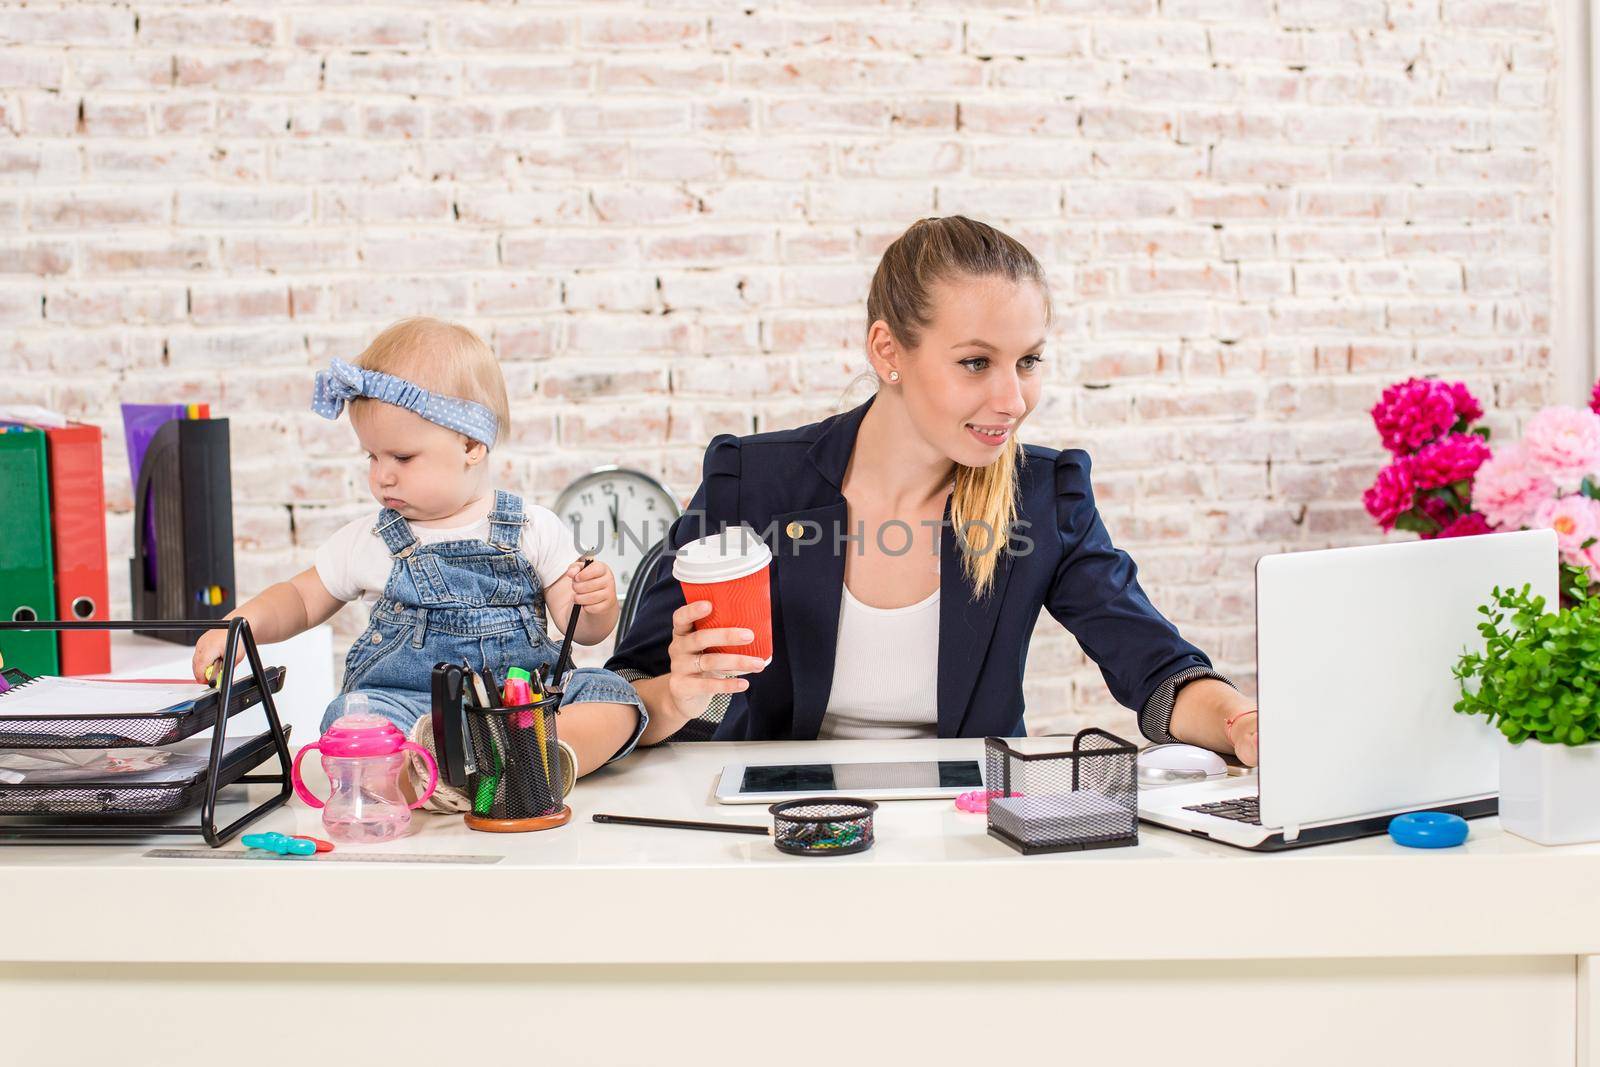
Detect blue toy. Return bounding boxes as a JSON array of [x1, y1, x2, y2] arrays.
[[1388, 811, 1469, 849], [241, 831, 317, 857]]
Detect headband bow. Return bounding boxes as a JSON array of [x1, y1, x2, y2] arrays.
[[310, 358, 499, 448]]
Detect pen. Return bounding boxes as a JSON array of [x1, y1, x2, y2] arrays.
[[462, 666, 500, 816], [524, 667, 556, 804], [464, 666, 492, 710], [592, 813, 770, 836], [473, 725, 502, 816]]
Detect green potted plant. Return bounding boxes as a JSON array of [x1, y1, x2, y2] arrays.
[[1453, 584, 1600, 845]]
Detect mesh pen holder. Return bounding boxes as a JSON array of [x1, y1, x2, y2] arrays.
[[984, 729, 1139, 855], [769, 798, 878, 856], [462, 696, 571, 833]]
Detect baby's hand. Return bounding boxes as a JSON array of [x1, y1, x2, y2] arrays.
[[190, 628, 241, 685], [565, 558, 618, 616]]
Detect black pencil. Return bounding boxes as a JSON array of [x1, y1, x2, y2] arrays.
[[592, 813, 770, 836], [550, 557, 591, 691]]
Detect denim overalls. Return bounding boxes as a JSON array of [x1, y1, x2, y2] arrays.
[[320, 490, 647, 766]]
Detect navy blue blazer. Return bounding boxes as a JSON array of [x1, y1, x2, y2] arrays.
[[607, 398, 1217, 742]]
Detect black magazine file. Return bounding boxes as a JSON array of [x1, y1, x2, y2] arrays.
[[130, 417, 236, 646]]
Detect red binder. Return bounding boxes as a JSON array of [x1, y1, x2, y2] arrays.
[[41, 423, 111, 675]]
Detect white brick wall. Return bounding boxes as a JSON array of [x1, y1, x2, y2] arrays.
[[0, 1, 1561, 740]]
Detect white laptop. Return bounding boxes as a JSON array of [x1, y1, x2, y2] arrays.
[[1139, 528, 1558, 851]]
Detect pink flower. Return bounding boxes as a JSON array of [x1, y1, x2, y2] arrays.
[[1410, 433, 1492, 491], [1437, 512, 1492, 538], [1370, 378, 1483, 455], [1590, 379, 1600, 417], [1472, 442, 1554, 530], [1521, 406, 1600, 491], [1532, 494, 1600, 569], [1363, 458, 1416, 531], [1581, 544, 1600, 590]]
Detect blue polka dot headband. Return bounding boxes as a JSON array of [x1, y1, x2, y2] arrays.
[[310, 358, 499, 449]]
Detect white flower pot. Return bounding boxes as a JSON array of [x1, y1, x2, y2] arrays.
[[1499, 739, 1600, 845]]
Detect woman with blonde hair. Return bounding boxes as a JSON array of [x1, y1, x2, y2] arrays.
[[610, 217, 1257, 763]]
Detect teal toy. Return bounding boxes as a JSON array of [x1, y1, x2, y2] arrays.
[[242, 832, 317, 857], [1388, 811, 1469, 849]]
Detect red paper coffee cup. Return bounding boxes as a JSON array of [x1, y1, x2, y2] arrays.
[[674, 525, 774, 672]]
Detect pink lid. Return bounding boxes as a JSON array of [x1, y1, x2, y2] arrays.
[[316, 713, 408, 758]]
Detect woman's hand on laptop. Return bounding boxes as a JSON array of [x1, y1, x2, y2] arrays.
[[1172, 679, 1258, 767], [1225, 708, 1258, 767]]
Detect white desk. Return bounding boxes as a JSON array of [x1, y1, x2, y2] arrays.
[[3, 737, 1598, 1067]]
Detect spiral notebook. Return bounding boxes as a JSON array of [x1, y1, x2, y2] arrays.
[[0, 667, 283, 748], [0, 676, 221, 718]]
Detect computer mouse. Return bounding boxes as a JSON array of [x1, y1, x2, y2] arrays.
[[1137, 743, 1228, 788]]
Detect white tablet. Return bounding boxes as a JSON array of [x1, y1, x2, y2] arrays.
[[714, 758, 984, 804]]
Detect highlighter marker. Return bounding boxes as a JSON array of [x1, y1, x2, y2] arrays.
[[505, 666, 552, 797]]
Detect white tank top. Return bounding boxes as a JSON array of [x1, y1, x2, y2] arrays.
[[817, 584, 940, 740]]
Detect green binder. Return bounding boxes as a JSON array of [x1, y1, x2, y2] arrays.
[[0, 426, 58, 675]]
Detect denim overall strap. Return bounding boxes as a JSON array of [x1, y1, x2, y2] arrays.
[[487, 489, 525, 549], [488, 491, 548, 647], [372, 509, 429, 648], [374, 508, 419, 557]]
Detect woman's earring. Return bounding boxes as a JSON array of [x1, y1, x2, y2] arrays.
[[887, 371, 900, 383]]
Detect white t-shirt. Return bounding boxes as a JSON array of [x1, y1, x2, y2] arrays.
[[817, 585, 940, 740], [314, 498, 581, 604]]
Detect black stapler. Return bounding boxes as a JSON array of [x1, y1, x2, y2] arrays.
[[429, 661, 471, 787]]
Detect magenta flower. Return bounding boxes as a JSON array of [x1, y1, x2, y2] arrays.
[[1522, 406, 1600, 491], [1436, 512, 1492, 538], [1410, 433, 1492, 491], [1416, 494, 1457, 537], [1533, 494, 1600, 568], [1590, 379, 1600, 417], [1447, 381, 1484, 424], [1370, 378, 1483, 455], [1363, 458, 1416, 531], [1473, 443, 1554, 531]]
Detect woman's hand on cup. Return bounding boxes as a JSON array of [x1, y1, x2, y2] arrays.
[[665, 600, 768, 722]]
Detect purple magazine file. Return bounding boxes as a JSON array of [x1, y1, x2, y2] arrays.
[[121, 403, 188, 587]]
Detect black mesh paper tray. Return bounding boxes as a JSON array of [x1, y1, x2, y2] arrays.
[[0, 730, 282, 818], [0, 666, 285, 749]]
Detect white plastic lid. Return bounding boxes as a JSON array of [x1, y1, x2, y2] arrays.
[[672, 525, 773, 584]]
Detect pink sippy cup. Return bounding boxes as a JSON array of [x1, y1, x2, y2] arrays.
[[291, 698, 438, 843]]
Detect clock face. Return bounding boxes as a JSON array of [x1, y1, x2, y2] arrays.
[[554, 468, 682, 598]]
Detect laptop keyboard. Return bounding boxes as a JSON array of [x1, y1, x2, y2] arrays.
[[1183, 795, 1262, 825]]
